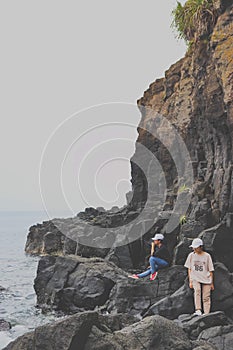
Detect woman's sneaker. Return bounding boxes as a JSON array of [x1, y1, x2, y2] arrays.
[[128, 274, 139, 279], [150, 272, 157, 281], [193, 310, 202, 316]]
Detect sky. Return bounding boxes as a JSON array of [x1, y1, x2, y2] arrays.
[[0, 0, 186, 216]]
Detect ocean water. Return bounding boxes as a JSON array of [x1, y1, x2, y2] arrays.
[[0, 211, 65, 349]]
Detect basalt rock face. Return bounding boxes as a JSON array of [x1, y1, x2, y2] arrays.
[[132, 1, 233, 268]]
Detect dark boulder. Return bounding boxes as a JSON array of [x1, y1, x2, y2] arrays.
[[145, 281, 193, 319], [86, 315, 193, 350], [34, 255, 128, 314], [175, 311, 232, 340], [107, 265, 187, 317], [198, 325, 233, 350], [0, 319, 11, 331]]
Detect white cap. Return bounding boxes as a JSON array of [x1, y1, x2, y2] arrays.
[[189, 238, 203, 248], [152, 233, 164, 241]]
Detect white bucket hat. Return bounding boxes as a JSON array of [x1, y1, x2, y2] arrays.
[[189, 238, 203, 248], [152, 233, 164, 241]]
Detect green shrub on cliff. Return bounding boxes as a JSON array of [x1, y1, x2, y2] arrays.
[[172, 0, 216, 42]]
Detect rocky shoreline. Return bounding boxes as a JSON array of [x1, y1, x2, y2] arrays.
[[5, 310, 232, 350], [4, 1, 233, 349]]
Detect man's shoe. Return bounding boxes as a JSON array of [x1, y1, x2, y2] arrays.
[[193, 310, 202, 316], [128, 274, 139, 279], [150, 272, 157, 281]]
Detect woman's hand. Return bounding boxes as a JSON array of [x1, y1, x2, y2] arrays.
[[189, 281, 193, 289]]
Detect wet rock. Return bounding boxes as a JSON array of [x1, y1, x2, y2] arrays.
[[2, 311, 101, 350], [0, 319, 11, 331]]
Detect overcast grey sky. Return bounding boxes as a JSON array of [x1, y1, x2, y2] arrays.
[[0, 0, 186, 214]]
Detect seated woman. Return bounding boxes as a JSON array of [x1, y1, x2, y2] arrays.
[[129, 233, 171, 281]]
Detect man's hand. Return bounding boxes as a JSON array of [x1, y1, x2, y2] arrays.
[[189, 281, 193, 289], [211, 283, 215, 291], [150, 241, 155, 256]]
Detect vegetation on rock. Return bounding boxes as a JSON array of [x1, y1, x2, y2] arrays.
[[172, 0, 218, 42]]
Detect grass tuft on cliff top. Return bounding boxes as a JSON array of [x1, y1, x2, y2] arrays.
[[171, 0, 217, 43]]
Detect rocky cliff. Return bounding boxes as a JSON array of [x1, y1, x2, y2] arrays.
[[8, 1, 233, 349], [133, 0, 233, 271], [25, 0, 233, 269]]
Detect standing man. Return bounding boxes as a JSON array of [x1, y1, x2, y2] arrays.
[[184, 238, 215, 316], [129, 233, 171, 281]]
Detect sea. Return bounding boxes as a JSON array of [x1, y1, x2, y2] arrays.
[[0, 211, 68, 349]]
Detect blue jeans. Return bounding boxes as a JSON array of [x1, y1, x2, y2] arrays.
[[137, 256, 169, 278]]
